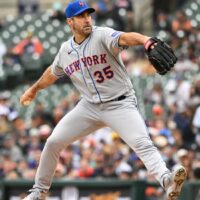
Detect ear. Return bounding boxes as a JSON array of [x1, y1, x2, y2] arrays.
[[66, 18, 71, 26]]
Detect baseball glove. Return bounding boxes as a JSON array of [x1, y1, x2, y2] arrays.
[[144, 37, 177, 75]]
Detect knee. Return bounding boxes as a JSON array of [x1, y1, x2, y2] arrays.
[[45, 137, 65, 151]]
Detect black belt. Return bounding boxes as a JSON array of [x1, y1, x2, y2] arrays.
[[110, 95, 126, 102]]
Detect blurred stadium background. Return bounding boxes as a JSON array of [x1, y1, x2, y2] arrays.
[[0, 0, 200, 199]]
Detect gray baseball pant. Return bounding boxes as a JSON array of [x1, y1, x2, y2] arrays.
[[33, 95, 169, 190]]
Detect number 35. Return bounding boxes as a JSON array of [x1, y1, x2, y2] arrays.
[[94, 66, 114, 83]]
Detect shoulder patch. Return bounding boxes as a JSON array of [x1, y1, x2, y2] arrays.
[[111, 31, 121, 38]]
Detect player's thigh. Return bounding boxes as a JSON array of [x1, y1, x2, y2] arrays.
[[48, 99, 104, 147], [102, 96, 149, 144]]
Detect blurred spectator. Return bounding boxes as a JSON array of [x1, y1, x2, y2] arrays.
[[27, 149, 41, 169], [93, 0, 114, 22], [18, 0, 40, 15], [74, 159, 94, 178], [1, 134, 24, 162], [0, 38, 7, 67], [0, 17, 5, 30], [31, 112, 47, 128], [0, 156, 4, 178], [53, 106, 66, 125], [1, 152, 17, 178], [0, 91, 19, 136], [174, 148, 191, 177], [193, 153, 200, 180], [161, 146, 176, 169], [39, 124, 52, 147], [5, 170, 19, 180], [193, 158, 200, 200], [91, 149, 105, 177], [193, 106, 200, 133], [50, 1, 66, 22], [152, 104, 164, 118], [153, 0, 187, 21], [17, 134, 29, 156], [145, 82, 165, 105], [193, 105, 200, 148], [155, 12, 171, 32], [170, 128, 184, 148], [54, 162, 66, 179], [60, 145, 80, 176], [190, 77, 200, 98], [27, 128, 42, 152], [90, 192, 120, 200], [102, 162, 117, 178], [116, 160, 132, 180], [145, 186, 163, 200], [3, 49, 21, 67], [12, 31, 43, 58], [153, 0, 171, 21], [35, 102, 54, 126], [94, 0, 134, 31], [171, 11, 192, 34], [3, 31, 43, 69], [11, 117, 27, 137], [113, 0, 134, 31], [174, 74, 191, 106], [22, 168, 36, 180], [174, 57, 199, 72], [173, 103, 195, 149], [16, 159, 29, 177]]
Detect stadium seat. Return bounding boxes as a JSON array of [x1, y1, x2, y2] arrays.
[[21, 53, 42, 80], [0, 66, 7, 90], [3, 63, 24, 89]]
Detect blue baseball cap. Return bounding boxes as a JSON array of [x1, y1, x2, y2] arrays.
[[65, 1, 95, 18]]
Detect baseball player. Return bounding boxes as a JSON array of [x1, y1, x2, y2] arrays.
[[20, 1, 186, 200]]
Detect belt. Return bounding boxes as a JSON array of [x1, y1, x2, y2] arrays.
[[110, 95, 126, 102]]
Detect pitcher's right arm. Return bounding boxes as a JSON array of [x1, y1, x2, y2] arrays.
[[20, 66, 59, 106]]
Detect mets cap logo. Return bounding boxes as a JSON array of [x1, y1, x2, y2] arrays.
[[79, 1, 85, 6]]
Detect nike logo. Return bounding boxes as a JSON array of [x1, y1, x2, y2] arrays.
[[67, 50, 73, 54]]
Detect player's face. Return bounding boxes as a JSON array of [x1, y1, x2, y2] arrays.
[[67, 11, 92, 36]]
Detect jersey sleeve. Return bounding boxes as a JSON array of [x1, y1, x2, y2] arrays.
[[101, 27, 128, 54], [51, 50, 65, 78]]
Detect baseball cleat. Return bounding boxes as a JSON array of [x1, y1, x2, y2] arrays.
[[163, 165, 187, 200], [22, 188, 47, 200]]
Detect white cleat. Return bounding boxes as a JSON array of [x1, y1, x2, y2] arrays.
[[22, 188, 48, 200], [163, 165, 187, 200]]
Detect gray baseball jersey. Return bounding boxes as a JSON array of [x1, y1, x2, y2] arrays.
[[32, 26, 170, 194], [51, 26, 134, 103]]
